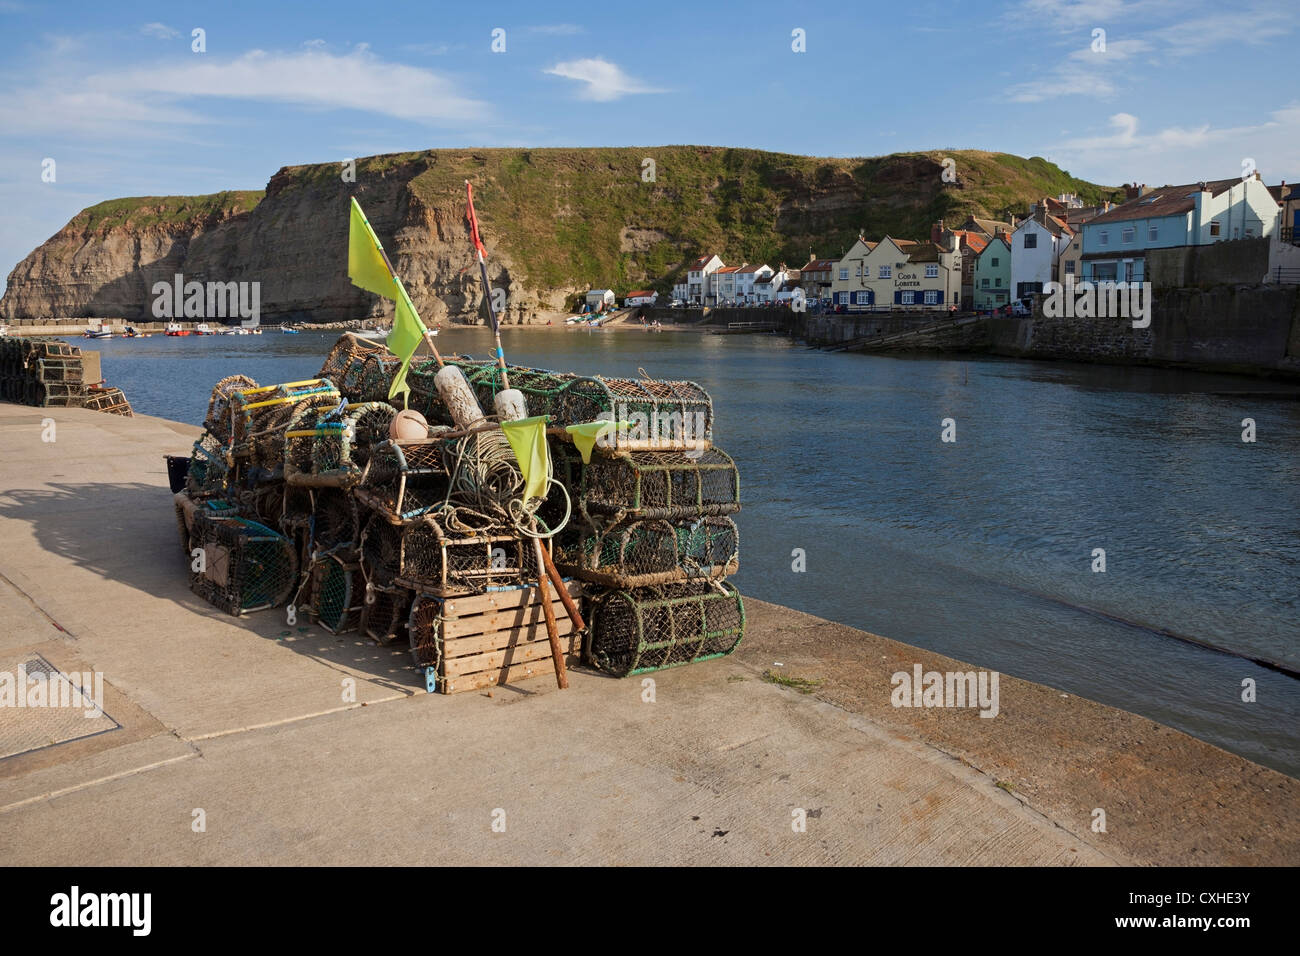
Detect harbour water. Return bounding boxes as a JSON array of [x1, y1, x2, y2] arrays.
[[81, 327, 1300, 777]]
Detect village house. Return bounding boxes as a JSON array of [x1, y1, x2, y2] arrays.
[[686, 254, 723, 305], [931, 222, 985, 306], [829, 237, 879, 308], [799, 257, 839, 304], [973, 233, 1011, 311], [712, 265, 742, 304], [671, 281, 689, 303], [1010, 209, 1074, 300], [1264, 182, 1300, 284], [733, 264, 773, 303], [752, 266, 788, 303], [585, 289, 616, 311], [833, 236, 960, 311], [1079, 175, 1278, 284], [623, 290, 658, 307]]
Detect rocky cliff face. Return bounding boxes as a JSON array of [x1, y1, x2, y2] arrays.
[[2, 147, 1117, 324]]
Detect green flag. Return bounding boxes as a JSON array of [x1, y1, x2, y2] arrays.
[[386, 278, 428, 403], [348, 197, 396, 299], [501, 415, 550, 504]]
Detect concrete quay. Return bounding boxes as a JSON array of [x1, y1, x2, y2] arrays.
[[0, 403, 1295, 865]]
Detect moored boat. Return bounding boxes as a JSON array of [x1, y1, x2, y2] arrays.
[[164, 323, 190, 336]]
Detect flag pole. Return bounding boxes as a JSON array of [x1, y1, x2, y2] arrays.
[[466, 181, 510, 390]]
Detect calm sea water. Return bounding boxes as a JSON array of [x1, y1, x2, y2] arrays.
[[85, 327, 1300, 777]]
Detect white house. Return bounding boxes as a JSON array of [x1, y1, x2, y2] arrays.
[[686, 254, 723, 305], [623, 290, 658, 306], [712, 265, 742, 304], [671, 281, 689, 303], [1010, 212, 1074, 300], [733, 264, 773, 304], [752, 267, 788, 303], [585, 289, 616, 311]]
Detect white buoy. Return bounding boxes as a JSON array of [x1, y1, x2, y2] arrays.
[[434, 365, 485, 429], [494, 388, 528, 422]]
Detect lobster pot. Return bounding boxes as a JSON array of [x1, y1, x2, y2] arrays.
[[37, 357, 84, 384], [407, 583, 583, 693], [186, 430, 231, 498], [587, 580, 745, 677], [577, 447, 740, 521], [33, 341, 80, 360], [232, 480, 289, 532], [362, 512, 539, 596], [557, 515, 739, 588], [82, 387, 133, 416], [310, 488, 361, 554], [559, 376, 712, 450], [227, 380, 340, 465], [452, 362, 576, 425], [284, 401, 397, 488], [309, 555, 363, 634], [354, 437, 451, 524], [189, 514, 298, 616], [360, 584, 414, 646], [173, 491, 238, 557], [317, 333, 393, 394], [204, 375, 258, 443], [353, 354, 408, 404]]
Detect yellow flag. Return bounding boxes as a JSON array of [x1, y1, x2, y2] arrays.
[[386, 278, 428, 403], [501, 416, 550, 504], [348, 197, 396, 299]]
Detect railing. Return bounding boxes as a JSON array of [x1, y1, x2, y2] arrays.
[[1264, 266, 1300, 284]]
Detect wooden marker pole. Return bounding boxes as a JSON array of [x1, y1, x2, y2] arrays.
[[533, 538, 568, 689], [539, 544, 585, 631]]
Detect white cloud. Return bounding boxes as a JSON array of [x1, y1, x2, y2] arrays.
[[544, 57, 665, 102], [140, 22, 178, 40], [1004, 39, 1149, 102], [1048, 104, 1300, 184], [0, 48, 489, 136]]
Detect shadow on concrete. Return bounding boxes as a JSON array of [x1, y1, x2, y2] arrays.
[[0, 480, 423, 692]]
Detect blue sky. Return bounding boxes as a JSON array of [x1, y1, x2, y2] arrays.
[[2, 0, 1297, 289]]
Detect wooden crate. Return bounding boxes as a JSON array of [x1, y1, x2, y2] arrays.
[[410, 582, 583, 694]]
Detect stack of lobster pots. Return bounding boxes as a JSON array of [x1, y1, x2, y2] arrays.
[[171, 332, 745, 694], [0, 337, 132, 414]]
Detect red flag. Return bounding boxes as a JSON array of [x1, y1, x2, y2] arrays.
[[465, 181, 487, 260]]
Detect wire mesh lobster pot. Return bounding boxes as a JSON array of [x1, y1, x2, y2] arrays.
[[37, 357, 84, 384], [173, 491, 238, 557], [186, 430, 231, 498], [587, 580, 745, 677], [352, 354, 408, 404], [227, 381, 340, 471], [558, 376, 713, 450], [317, 333, 393, 394], [284, 401, 396, 488], [189, 513, 298, 616], [353, 436, 453, 524], [309, 487, 361, 555], [556, 515, 739, 588], [359, 584, 414, 646], [82, 386, 133, 416], [204, 375, 258, 443], [575, 446, 740, 521], [362, 511, 539, 596], [308, 554, 363, 634]]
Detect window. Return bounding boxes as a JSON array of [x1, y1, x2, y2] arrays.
[[925, 264, 939, 278], [879, 265, 891, 278], [1093, 262, 1118, 281], [855, 264, 862, 277], [980, 278, 989, 288], [855, 291, 871, 305], [1245, 227, 1254, 237], [924, 290, 938, 305], [1023, 233, 1037, 249], [991, 257, 999, 267], [1064, 260, 1076, 275], [1148, 224, 1159, 241], [1099, 230, 1109, 246], [1210, 220, 1222, 237], [1122, 227, 1135, 243], [839, 268, 849, 281], [995, 277, 1002, 287], [901, 291, 915, 305]]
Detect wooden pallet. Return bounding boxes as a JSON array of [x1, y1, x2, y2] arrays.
[[422, 582, 583, 694]]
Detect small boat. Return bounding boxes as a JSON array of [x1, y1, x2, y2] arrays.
[[123, 326, 151, 338], [281, 326, 299, 334], [83, 328, 113, 339], [165, 323, 190, 336], [195, 323, 213, 335]]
